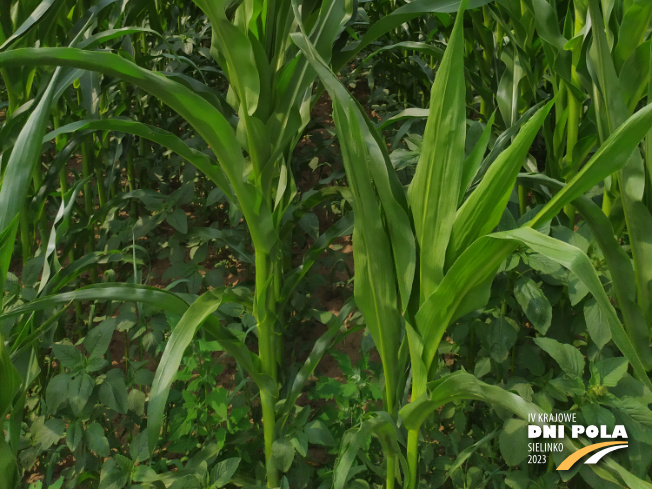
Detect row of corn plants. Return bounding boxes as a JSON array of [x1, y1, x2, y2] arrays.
[[2, 0, 652, 487], [1, 0, 359, 486], [1, 0, 502, 487]]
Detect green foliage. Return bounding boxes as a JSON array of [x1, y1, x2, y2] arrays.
[[2, 0, 652, 488]]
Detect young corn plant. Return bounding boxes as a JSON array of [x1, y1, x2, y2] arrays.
[[0, 1, 358, 486], [295, 1, 652, 487]]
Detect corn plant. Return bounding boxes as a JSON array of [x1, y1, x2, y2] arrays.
[[295, 1, 652, 487], [0, 1, 358, 486]]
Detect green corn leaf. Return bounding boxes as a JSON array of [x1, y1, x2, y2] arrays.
[[165, 72, 230, 115], [0, 215, 19, 300], [358, 111, 416, 311], [405, 323, 428, 400], [400, 371, 499, 431], [76, 27, 169, 50], [270, 0, 353, 150], [0, 437, 18, 489], [647, 41, 652, 215], [148, 288, 238, 452], [0, 67, 61, 233], [446, 101, 552, 264], [0, 331, 21, 488], [201, 317, 276, 399], [277, 303, 354, 425], [0, 66, 61, 295], [459, 111, 495, 201], [195, 1, 261, 116], [529, 103, 652, 228], [619, 41, 650, 113], [281, 212, 353, 301], [1, 284, 189, 319], [376, 108, 430, 131], [0, 0, 58, 51], [407, 2, 467, 298], [524, 0, 568, 51], [587, 0, 627, 135], [39, 177, 90, 294], [191, 226, 254, 265], [209, 22, 269, 177], [580, 1, 652, 326], [447, 429, 498, 477], [616, 135, 652, 324], [475, 103, 545, 185], [361, 42, 445, 76], [496, 47, 525, 128], [291, 3, 415, 310], [613, 1, 652, 72], [335, 105, 404, 407], [343, 115, 403, 411], [416, 238, 515, 372]]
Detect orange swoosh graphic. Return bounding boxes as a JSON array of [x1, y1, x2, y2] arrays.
[[557, 441, 628, 470]]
